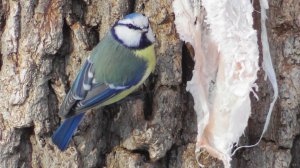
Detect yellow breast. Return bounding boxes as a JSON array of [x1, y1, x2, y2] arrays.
[[99, 44, 156, 107], [134, 44, 156, 81]]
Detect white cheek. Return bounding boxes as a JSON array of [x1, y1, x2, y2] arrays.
[[115, 26, 141, 47], [146, 27, 155, 43]]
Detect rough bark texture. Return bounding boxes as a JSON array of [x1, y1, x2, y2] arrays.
[[0, 0, 299, 168]]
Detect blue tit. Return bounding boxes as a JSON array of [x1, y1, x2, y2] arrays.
[[51, 13, 156, 151]]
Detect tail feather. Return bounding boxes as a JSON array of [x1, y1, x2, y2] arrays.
[[51, 113, 85, 151]]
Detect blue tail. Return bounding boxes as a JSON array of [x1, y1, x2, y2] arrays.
[[51, 113, 85, 151]]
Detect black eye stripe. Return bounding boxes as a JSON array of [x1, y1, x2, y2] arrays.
[[118, 23, 142, 30]]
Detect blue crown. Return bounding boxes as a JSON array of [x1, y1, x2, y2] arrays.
[[124, 13, 144, 19]]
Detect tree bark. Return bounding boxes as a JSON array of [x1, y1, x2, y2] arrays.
[[0, 0, 299, 168]]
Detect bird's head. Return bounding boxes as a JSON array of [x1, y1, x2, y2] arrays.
[[111, 13, 155, 50]]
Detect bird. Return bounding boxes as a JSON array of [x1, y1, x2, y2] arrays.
[[51, 13, 156, 151]]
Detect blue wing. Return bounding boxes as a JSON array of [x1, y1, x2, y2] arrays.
[[74, 61, 146, 112], [59, 56, 147, 117], [58, 59, 94, 117], [52, 56, 146, 151]]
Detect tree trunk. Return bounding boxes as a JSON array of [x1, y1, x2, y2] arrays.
[[0, 0, 299, 167]]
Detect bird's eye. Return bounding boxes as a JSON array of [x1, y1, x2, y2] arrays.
[[128, 24, 134, 29]]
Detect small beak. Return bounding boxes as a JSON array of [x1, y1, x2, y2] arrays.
[[142, 28, 148, 33]]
